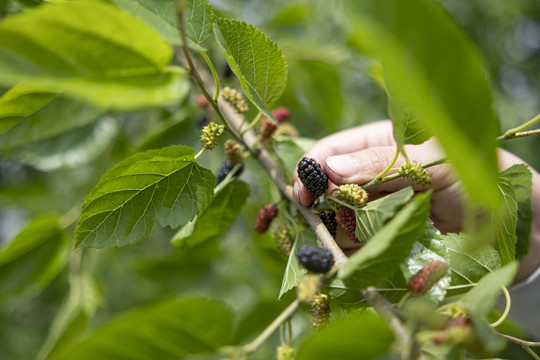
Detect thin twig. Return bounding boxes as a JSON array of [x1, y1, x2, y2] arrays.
[[497, 129, 540, 141]]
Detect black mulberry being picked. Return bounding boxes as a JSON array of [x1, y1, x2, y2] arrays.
[[297, 157, 328, 198]]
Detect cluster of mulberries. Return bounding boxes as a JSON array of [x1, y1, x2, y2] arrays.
[[254, 204, 278, 234], [398, 161, 431, 186], [338, 184, 368, 206], [335, 207, 358, 243], [320, 210, 337, 238], [224, 139, 245, 164], [297, 157, 329, 198], [407, 260, 449, 297], [200, 122, 225, 150], [311, 294, 330, 329], [297, 245, 334, 273], [216, 160, 244, 185], [222, 86, 248, 113], [273, 225, 295, 256]]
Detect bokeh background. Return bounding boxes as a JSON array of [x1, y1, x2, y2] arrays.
[[0, 0, 539, 359]]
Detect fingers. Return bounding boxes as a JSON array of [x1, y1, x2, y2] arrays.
[[293, 121, 395, 206], [324, 141, 454, 193]]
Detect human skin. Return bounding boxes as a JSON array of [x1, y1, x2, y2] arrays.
[[292, 120, 540, 281]]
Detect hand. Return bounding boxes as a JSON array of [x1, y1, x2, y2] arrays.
[[293, 120, 540, 281], [293, 120, 462, 234]]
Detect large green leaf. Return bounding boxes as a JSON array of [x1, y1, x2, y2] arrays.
[[388, 96, 432, 150], [493, 177, 518, 264], [55, 298, 234, 360], [459, 262, 517, 319], [0, 216, 70, 296], [278, 229, 318, 299], [111, 0, 180, 46], [5, 117, 119, 171], [440, 233, 501, 296], [75, 146, 215, 250], [346, 0, 499, 210], [185, 0, 212, 46], [501, 164, 533, 258], [0, 1, 189, 110], [213, 16, 288, 121], [339, 191, 431, 289], [355, 187, 414, 242], [0, 95, 103, 151], [296, 310, 393, 360], [0, 83, 59, 134], [171, 180, 250, 248]]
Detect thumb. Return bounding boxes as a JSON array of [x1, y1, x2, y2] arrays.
[[325, 146, 397, 185], [324, 145, 452, 192]]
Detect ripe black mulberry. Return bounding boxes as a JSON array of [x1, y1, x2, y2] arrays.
[[320, 210, 337, 238], [297, 245, 334, 273], [297, 157, 328, 198], [254, 204, 278, 234], [216, 160, 244, 185]]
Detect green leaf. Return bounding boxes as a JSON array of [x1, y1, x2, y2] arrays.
[[185, 0, 212, 46], [75, 146, 215, 250], [0, 83, 59, 134], [111, 0, 180, 46], [0, 216, 70, 296], [278, 230, 318, 299], [274, 137, 315, 180], [346, 0, 499, 210], [5, 117, 119, 171], [500, 164, 533, 258], [171, 180, 250, 248], [459, 262, 517, 318], [339, 191, 431, 289], [213, 16, 288, 121], [296, 310, 393, 360], [493, 177, 518, 264], [440, 233, 501, 296], [0, 1, 189, 110], [0, 95, 103, 151], [56, 298, 234, 360], [388, 96, 432, 150], [355, 187, 414, 243], [402, 221, 451, 302]]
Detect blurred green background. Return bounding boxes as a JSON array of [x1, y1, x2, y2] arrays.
[[0, 0, 539, 359]]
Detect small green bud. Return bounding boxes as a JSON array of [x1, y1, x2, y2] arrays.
[[398, 161, 431, 186], [338, 184, 368, 206]]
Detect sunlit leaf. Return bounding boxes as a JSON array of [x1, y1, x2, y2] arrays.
[[0, 1, 189, 110], [75, 146, 215, 250], [347, 0, 499, 210], [493, 177, 518, 264], [213, 16, 288, 121]]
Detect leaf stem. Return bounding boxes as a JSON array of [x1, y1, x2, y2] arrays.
[[243, 299, 301, 356], [524, 346, 540, 360], [194, 148, 206, 160], [490, 285, 511, 328], [199, 50, 220, 101], [326, 196, 358, 211], [240, 112, 263, 135], [499, 113, 540, 140], [374, 144, 400, 181], [363, 157, 448, 190], [497, 129, 540, 141], [499, 333, 540, 347]]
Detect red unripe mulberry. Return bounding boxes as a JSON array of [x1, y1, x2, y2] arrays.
[[254, 204, 278, 233], [336, 207, 359, 243], [408, 260, 449, 297], [272, 107, 291, 123]]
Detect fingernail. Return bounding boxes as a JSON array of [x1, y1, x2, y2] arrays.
[[293, 182, 300, 202], [326, 155, 359, 178]]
